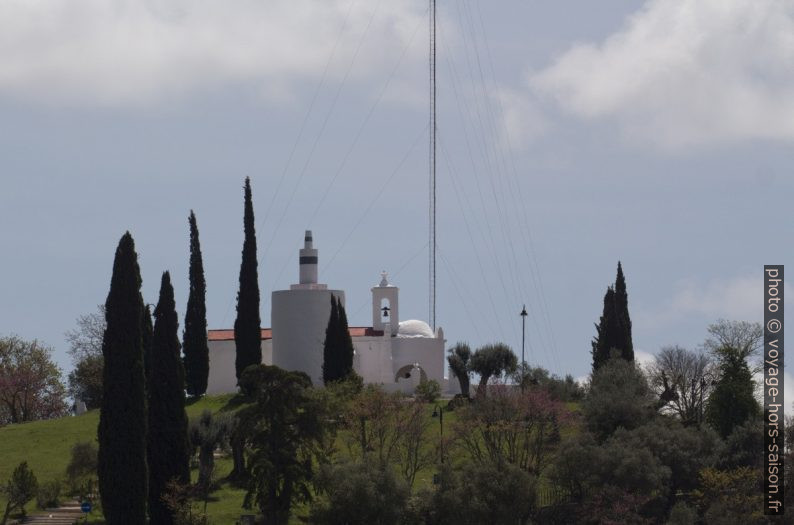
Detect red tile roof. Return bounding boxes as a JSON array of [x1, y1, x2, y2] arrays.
[[207, 327, 382, 341]]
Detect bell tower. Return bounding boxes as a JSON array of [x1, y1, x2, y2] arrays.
[[372, 272, 398, 335]]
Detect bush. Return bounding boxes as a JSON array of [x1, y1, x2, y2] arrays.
[[36, 480, 61, 509], [445, 394, 470, 411], [584, 358, 655, 440], [415, 379, 441, 403], [667, 501, 697, 525], [514, 366, 585, 402], [1, 461, 38, 523], [414, 460, 537, 525], [310, 460, 409, 524], [65, 441, 97, 496]]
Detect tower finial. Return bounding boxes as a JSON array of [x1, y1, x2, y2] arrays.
[[299, 231, 318, 284], [380, 271, 389, 287]]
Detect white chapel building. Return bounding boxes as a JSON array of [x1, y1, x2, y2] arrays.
[[206, 231, 447, 394]]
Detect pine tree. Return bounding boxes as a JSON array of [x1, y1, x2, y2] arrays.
[[183, 210, 209, 397], [614, 261, 634, 361], [322, 296, 355, 384], [234, 177, 262, 380], [147, 272, 191, 525], [97, 232, 148, 524]]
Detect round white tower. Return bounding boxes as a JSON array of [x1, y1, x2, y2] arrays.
[[271, 231, 345, 386]]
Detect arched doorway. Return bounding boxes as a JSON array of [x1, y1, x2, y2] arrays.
[[394, 364, 427, 383]]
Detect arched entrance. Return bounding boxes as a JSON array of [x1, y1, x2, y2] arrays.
[[394, 364, 427, 383]]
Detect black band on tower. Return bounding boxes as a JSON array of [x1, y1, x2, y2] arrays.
[[299, 256, 318, 264]]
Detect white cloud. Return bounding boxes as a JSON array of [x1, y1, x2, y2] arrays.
[[491, 87, 546, 149], [667, 274, 762, 321], [530, 0, 794, 148], [634, 349, 656, 370], [638, 274, 794, 331], [0, 0, 428, 105]]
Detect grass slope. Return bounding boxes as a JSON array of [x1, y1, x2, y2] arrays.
[[0, 395, 238, 521]]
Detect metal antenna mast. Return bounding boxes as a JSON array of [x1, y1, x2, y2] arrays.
[[429, 0, 437, 331]]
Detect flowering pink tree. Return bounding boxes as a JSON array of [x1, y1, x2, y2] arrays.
[[0, 336, 67, 425]]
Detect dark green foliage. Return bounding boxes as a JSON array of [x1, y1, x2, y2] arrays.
[[322, 296, 339, 384], [66, 441, 98, 496], [161, 480, 211, 525], [183, 210, 209, 397], [415, 379, 440, 403], [613, 262, 634, 360], [67, 354, 103, 410], [415, 461, 537, 525], [142, 304, 153, 380], [549, 431, 669, 521], [36, 480, 61, 509], [592, 262, 634, 371], [446, 342, 472, 397], [1, 461, 38, 524], [322, 297, 355, 384], [65, 306, 106, 409], [234, 177, 261, 380], [611, 418, 719, 499], [706, 351, 759, 438], [469, 343, 517, 396], [309, 460, 409, 525], [718, 417, 763, 469], [515, 366, 585, 402], [147, 272, 191, 525], [97, 232, 148, 524], [667, 501, 698, 525], [239, 364, 324, 524], [584, 358, 655, 440], [189, 410, 232, 491]]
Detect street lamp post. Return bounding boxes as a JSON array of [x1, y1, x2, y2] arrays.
[[698, 372, 716, 426], [432, 404, 444, 464], [520, 305, 528, 390]]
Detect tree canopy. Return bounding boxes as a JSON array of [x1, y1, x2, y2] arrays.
[[147, 272, 191, 525], [592, 262, 634, 371], [97, 232, 148, 524], [470, 343, 517, 396], [183, 210, 209, 397], [234, 177, 262, 380], [447, 342, 472, 397], [0, 336, 67, 425], [239, 365, 325, 524], [322, 296, 355, 385]]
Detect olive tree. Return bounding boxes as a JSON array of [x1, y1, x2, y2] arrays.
[[469, 343, 517, 397]]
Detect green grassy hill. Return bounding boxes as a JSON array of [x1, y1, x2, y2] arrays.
[[0, 394, 247, 523]]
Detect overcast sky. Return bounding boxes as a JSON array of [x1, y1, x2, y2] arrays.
[[1, 0, 790, 395]]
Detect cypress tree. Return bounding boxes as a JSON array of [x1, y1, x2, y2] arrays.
[[337, 298, 355, 377], [592, 262, 635, 372], [322, 296, 340, 384], [147, 272, 191, 525], [322, 296, 355, 384], [591, 287, 619, 372], [234, 177, 262, 380], [97, 232, 148, 524], [183, 210, 209, 397], [143, 304, 153, 379], [614, 261, 634, 361]]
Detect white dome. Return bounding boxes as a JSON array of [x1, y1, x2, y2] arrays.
[[397, 319, 434, 338]]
